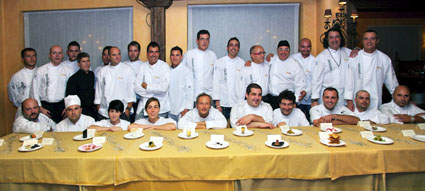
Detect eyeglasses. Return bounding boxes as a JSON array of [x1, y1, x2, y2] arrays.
[[252, 52, 266, 55]]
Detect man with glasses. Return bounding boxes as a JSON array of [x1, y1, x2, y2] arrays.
[[213, 37, 246, 119], [268, 40, 307, 109], [243, 45, 271, 102], [182, 30, 217, 104]]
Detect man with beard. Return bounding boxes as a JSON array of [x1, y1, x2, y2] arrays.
[[134, 42, 170, 120], [12, 98, 55, 133], [379, 85, 425, 124], [310, 87, 359, 127], [353, 90, 389, 124], [178, 93, 227, 129], [273, 90, 310, 127], [213, 37, 246, 119], [230, 83, 274, 129], [55, 95, 95, 132]]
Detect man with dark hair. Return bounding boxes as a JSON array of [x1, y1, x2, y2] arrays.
[[310, 87, 359, 127], [182, 29, 217, 103], [268, 40, 307, 110], [31, 45, 74, 123], [273, 90, 310, 127], [345, 30, 398, 111], [353, 90, 389, 124], [178, 93, 227, 129], [379, 85, 425, 124], [169, 46, 194, 122], [213, 37, 246, 120], [124, 41, 142, 73], [134, 41, 170, 120], [12, 98, 55, 133], [94, 46, 111, 78], [311, 26, 353, 108], [55, 95, 95, 132], [95, 46, 136, 121], [291, 38, 316, 120], [8, 48, 37, 108], [63, 41, 81, 73], [66, 52, 97, 120], [230, 83, 274, 129]]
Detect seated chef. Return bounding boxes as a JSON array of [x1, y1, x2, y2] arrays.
[[310, 87, 359, 127], [230, 83, 275, 129], [128, 97, 176, 131], [379, 85, 425, 124], [13, 98, 56, 133], [178, 93, 227, 129], [89, 100, 130, 131], [273, 90, 310, 127], [55, 95, 95, 132], [353, 90, 389, 124]]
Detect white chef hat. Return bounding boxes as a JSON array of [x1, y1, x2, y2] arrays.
[[64, 95, 81, 108]]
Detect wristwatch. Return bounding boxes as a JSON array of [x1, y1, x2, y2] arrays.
[[411, 116, 415, 123]]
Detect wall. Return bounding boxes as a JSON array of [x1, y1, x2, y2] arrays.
[[0, 0, 335, 136]]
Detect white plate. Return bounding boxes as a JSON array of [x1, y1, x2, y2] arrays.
[[178, 132, 199, 139], [282, 129, 303, 136], [78, 143, 103, 152], [139, 142, 163, 151], [205, 141, 229, 149], [367, 136, 394, 145], [363, 126, 386, 132], [411, 135, 425, 142], [73, 134, 94, 141], [233, 130, 254, 137], [320, 127, 342, 133], [18, 144, 44, 152], [123, 132, 144, 139], [265, 140, 290, 148], [19, 135, 40, 142], [320, 139, 346, 147]]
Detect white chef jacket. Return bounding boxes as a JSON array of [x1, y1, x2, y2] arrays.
[[182, 48, 217, 101], [54, 114, 95, 132], [354, 107, 389, 124], [63, 60, 79, 74], [134, 117, 176, 126], [124, 60, 143, 74], [291, 53, 316, 105], [310, 104, 355, 122], [94, 64, 108, 78], [268, 56, 307, 100], [273, 108, 310, 127], [95, 62, 136, 118], [31, 62, 74, 105], [8, 67, 36, 107], [229, 101, 273, 128], [169, 63, 194, 115], [212, 55, 246, 107], [379, 100, 425, 124], [344, 50, 399, 109], [134, 60, 170, 115], [243, 61, 270, 96], [311, 47, 351, 106], [178, 107, 227, 130], [12, 113, 55, 133], [92, 119, 130, 131]]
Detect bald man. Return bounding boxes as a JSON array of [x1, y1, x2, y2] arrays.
[[354, 90, 389, 124], [379, 85, 425, 124], [13, 98, 56, 133], [31, 45, 74, 123]]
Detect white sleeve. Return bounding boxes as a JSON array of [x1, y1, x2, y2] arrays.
[[94, 70, 103, 105], [311, 58, 324, 100], [229, 105, 240, 128], [126, 69, 136, 103], [30, 69, 42, 105], [310, 106, 322, 122], [263, 104, 274, 123], [293, 60, 307, 100], [177, 110, 198, 130], [12, 117, 51, 133], [205, 110, 227, 129], [7, 76, 19, 107], [298, 111, 310, 126], [383, 57, 399, 95], [344, 59, 355, 101], [184, 69, 194, 110], [212, 60, 221, 100], [146, 65, 170, 94]]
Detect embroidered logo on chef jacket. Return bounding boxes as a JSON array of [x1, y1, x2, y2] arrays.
[[286, 72, 291, 75], [118, 77, 123, 80], [60, 73, 66, 76], [376, 66, 382, 70]]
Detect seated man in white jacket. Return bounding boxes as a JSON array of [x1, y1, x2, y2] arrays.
[[273, 90, 310, 127], [379, 85, 425, 124], [13, 98, 55, 133], [230, 83, 275, 129], [354, 90, 389, 124], [178, 93, 227, 129], [55, 95, 95, 132]]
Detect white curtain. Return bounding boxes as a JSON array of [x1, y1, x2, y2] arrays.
[[188, 3, 300, 61], [24, 7, 133, 69]]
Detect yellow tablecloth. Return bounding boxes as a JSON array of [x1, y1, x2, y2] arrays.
[[0, 124, 424, 187]]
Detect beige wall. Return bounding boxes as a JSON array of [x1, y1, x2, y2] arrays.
[[0, 0, 336, 136]]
